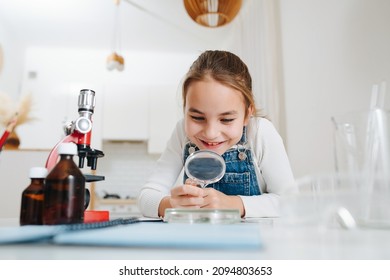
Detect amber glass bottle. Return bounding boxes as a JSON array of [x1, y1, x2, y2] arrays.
[[20, 167, 48, 225], [43, 142, 85, 225]]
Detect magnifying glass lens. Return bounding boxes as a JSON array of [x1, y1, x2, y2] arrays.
[[185, 150, 226, 187]]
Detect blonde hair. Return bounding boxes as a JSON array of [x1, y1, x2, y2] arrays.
[[182, 50, 262, 117]]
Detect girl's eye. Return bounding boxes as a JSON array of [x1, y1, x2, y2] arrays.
[[190, 115, 204, 121], [221, 118, 235, 123]]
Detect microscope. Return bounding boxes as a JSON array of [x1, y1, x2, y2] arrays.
[[46, 89, 104, 173], [45, 89, 106, 220]]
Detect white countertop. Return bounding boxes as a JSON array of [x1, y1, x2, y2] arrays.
[[1, 218, 389, 260]]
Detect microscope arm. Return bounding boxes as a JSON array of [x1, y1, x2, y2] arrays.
[[45, 134, 78, 171]]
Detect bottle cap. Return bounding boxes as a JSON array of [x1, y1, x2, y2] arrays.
[[29, 167, 48, 178], [57, 142, 78, 155]]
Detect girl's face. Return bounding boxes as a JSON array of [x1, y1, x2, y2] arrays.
[[184, 78, 252, 155]]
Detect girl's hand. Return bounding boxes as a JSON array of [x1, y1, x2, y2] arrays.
[[169, 179, 205, 208], [201, 188, 245, 217], [158, 181, 245, 217]]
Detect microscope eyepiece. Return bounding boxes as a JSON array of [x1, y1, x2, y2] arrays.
[[78, 89, 96, 113]]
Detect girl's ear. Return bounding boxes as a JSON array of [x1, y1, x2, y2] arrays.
[[244, 105, 254, 125]]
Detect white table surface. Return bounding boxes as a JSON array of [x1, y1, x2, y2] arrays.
[[0, 218, 389, 260]]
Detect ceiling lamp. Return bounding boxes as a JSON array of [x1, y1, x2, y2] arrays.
[[106, 52, 124, 71], [183, 0, 242, 28], [107, 0, 125, 71]]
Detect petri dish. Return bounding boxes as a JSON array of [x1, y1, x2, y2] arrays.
[[164, 208, 241, 224]]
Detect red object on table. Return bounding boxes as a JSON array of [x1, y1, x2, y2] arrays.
[[84, 210, 110, 223]]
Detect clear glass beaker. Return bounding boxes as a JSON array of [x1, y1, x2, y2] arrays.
[[330, 109, 390, 227], [332, 109, 390, 181]]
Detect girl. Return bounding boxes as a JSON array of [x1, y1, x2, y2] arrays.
[[138, 50, 295, 218]]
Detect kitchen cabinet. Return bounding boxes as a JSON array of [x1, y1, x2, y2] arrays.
[[101, 83, 181, 154], [148, 84, 182, 154], [101, 84, 149, 141], [17, 81, 69, 150]]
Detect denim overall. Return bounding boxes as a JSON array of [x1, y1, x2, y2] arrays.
[[183, 127, 261, 196]]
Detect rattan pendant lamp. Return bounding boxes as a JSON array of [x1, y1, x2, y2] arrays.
[[183, 0, 242, 28]]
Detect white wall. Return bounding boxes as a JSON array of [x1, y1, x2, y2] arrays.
[[279, 0, 390, 178]]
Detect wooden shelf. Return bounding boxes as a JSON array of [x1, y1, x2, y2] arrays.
[[93, 198, 137, 205]]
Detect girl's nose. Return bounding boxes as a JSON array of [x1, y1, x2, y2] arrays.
[[203, 122, 220, 139]]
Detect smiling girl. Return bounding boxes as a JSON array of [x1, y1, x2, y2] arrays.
[[137, 50, 295, 218]]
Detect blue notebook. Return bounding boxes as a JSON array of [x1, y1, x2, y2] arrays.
[[0, 219, 262, 249], [53, 223, 262, 249]]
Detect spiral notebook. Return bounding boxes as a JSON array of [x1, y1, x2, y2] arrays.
[[0, 217, 143, 244]]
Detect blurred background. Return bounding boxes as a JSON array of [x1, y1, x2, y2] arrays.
[[1, 0, 390, 217]]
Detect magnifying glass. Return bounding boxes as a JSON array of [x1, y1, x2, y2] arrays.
[[184, 150, 226, 188]]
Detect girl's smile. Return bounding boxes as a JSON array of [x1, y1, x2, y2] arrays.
[[198, 139, 226, 150]]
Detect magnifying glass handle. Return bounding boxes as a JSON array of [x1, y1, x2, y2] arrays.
[[186, 178, 205, 188]]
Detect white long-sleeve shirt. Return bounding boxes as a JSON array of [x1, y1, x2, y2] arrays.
[[137, 117, 296, 218]]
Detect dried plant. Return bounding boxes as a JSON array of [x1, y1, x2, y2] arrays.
[[16, 93, 34, 126], [0, 92, 34, 127], [0, 92, 14, 126]]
